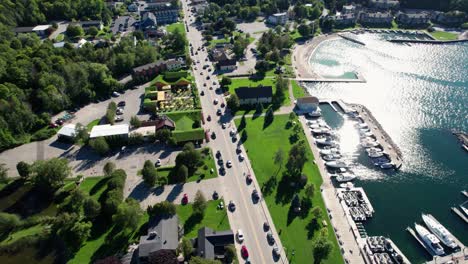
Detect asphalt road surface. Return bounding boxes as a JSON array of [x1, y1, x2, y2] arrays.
[[182, 1, 288, 263]]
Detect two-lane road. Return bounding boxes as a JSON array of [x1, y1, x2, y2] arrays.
[[181, 1, 288, 263]]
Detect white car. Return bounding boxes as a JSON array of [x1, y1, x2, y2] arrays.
[[239, 154, 244, 161], [112, 91, 120, 97], [237, 229, 244, 242], [155, 159, 161, 167]]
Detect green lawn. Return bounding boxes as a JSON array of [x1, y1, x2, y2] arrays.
[[177, 200, 230, 238], [430, 31, 458, 40], [87, 119, 100, 131], [166, 110, 201, 131], [0, 224, 44, 246], [228, 77, 291, 109], [209, 32, 255, 48], [157, 148, 218, 183], [234, 115, 343, 264], [291, 80, 306, 99], [79, 177, 109, 200], [55, 33, 65, 41], [166, 22, 185, 35]]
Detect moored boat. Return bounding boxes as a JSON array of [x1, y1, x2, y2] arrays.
[[335, 172, 356, 182], [414, 223, 445, 256], [325, 160, 348, 168], [422, 214, 458, 249], [322, 153, 342, 161]]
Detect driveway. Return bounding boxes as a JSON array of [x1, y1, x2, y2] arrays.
[[0, 83, 152, 177], [48, 21, 69, 40]]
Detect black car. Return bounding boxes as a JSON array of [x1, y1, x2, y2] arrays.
[[206, 76, 210, 80], [216, 109, 222, 116], [263, 222, 270, 231], [252, 190, 260, 200], [229, 201, 236, 212], [267, 232, 275, 245], [211, 132, 216, 139], [212, 191, 219, 200], [200, 90, 205, 96], [216, 150, 221, 159], [118, 101, 126, 107]]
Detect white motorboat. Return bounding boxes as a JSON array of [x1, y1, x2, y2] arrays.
[[360, 131, 374, 138], [307, 109, 322, 117], [315, 137, 336, 146], [320, 148, 340, 155], [380, 163, 394, 169], [366, 147, 382, 152], [362, 141, 380, 148], [306, 120, 319, 125], [414, 223, 445, 256], [359, 127, 370, 133], [309, 124, 320, 129], [335, 172, 356, 182], [367, 149, 385, 158], [339, 182, 355, 189], [325, 160, 348, 168], [322, 154, 342, 161], [311, 128, 331, 134], [422, 214, 458, 249]]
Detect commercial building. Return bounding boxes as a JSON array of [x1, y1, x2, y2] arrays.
[[217, 59, 237, 71], [57, 124, 77, 141], [235, 86, 273, 105], [267, 12, 288, 25], [89, 124, 129, 139]]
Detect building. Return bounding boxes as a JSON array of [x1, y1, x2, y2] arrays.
[[217, 59, 237, 71], [342, 4, 357, 14], [369, 0, 399, 9], [195, 227, 234, 261], [432, 11, 466, 25], [396, 11, 430, 26], [145, 3, 179, 25], [76, 20, 104, 31], [128, 3, 138, 12], [57, 124, 77, 141], [14, 25, 51, 37], [267, 12, 288, 25], [138, 215, 181, 264], [334, 13, 358, 26], [140, 12, 158, 32], [359, 11, 393, 25], [166, 58, 185, 71], [132, 61, 167, 80], [296, 96, 319, 113], [210, 46, 233, 62], [89, 124, 129, 139], [235, 86, 273, 105], [154, 115, 176, 131]]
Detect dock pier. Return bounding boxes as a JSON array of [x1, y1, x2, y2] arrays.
[[451, 207, 468, 224], [350, 103, 403, 169], [338, 33, 366, 46], [462, 190, 468, 198]]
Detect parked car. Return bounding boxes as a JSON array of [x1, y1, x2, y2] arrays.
[[213, 99, 218, 105], [263, 222, 270, 231], [155, 159, 161, 167], [216, 109, 222, 116], [182, 194, 188, 205], [237, 229, 244, 243], [118, 101, 126, 107], [216, 150, 221, 159], [207, 115, 211, 121], [212, 191, 219, 200], [267, 232, 275, 244], [115, 116, 124, 122], [200, 90, 205, 96], [229, 200, 236, 212], [116, 108, 124, 115], [112, 91, 120, 97], [241, 245, 249, 259], [273, 246, 280, 257], [220, 102, 225, 108], [238, 154, 244, 161], [252, 190, 260, 200], [226, 160, 232, 168]]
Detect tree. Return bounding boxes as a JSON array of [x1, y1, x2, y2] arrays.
[[298, 23, 311, 37], [289, 112, 297, 121], [220, 76, 232, 87], [31, 158, 70, 192], [312, 236, 333, 263], [148, 249, 177, 264], [286, 141, 308, 176], [255, 60, 270, 72], [103, 189, 124, 217], [53, 213, 92, 252], [175, 148, 201, 172], [155, 129, 171, 143], [255, 102, 264, 113], [226, 94, 240, 112], [224, 244, 237, 263], [0, 164, 8, 183], [273, 148, 284, 168], [130, 115, 141, 128], [90, 137, 110, 155], [0, 212, 21, 235], [66, 24, 84, 38], [178, 237, 193, 259], [16, 161, 31, 179], [147, 201, 176, 216], [311, 206, 322, 219], [264, 107, 274, 126], [189, 257, 222, 264], [239, 114, 247, 130], [95, 256, 122, 264], [84, 198, 101, 219], [113, 198, 143, 230], [87, 26, 99, 37], [106, 102, 117, 125], [142, 160, 158, 187], [75, 123, 89, 143], [64, 189, 87, 213], [103, 161, 116, 176], [174, 164, 188, 183], [193, 190, 207, 215], [305, 183, 315, 198]]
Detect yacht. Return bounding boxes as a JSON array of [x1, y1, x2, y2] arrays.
[[335, 172, 356, 182], [322, 153, 342, 161], [422, 214, 457, 249], [380, 163, 394, 169], [362, 141, 380, 148], [307, 109, 321, 117], [311, 128, 331, 134], [315, 137, 336, 146], [309, 124, 320, 129], [325, 160, 348, 168], [360, 131, 374, 138], [414, 223, 445, 256], [367, 149, 385, 158], [320, 148, 340, 155]]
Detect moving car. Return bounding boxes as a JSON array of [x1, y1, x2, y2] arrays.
[[237, 229, 244, 243], [229, 200, 236, 211], [238, 154, 245, 161], [267, 232, 275, 244], [241, 245, 249, 259], [213, 99, 218, 105], [182, 194, 188, 205], [221, 123, 226, 129], [273, 246, 280, 257], [252, 190, 260, 200], [207, 115, 211, 121], [216, 109, 222, 116], [226, 160, 232, 168]]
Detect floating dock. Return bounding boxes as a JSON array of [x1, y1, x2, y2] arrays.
[[296, 77, 366, 83], [388, 39, 468, 44], [406, 226, 437, 256], [338, 33, 366, 46], [451, 207, 468, 224], [462, 190, 468, 198], [386, 238, 412, 264]]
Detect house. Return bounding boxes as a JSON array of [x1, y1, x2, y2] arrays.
[[267, 12, 288, 25], [190, 0, 207, 5], [128, 3, 138, 12], [235, 86, 273, 105], [145, 3, 179, 24], [369, 0, 399, 9], [14, 25, 51, 37], [342, 4, 357, 15], [166, 58, 185, 71], [57, 124, 77, 141], [210, 46, 233, 62], [154, 115, 176, 131], [138, 214, 181, 264], [140, 12, 158, 31], [359, 11, 393, 25], [396, 11, 430, 26], [77, 20, 104, 31], [89, 124, 129, 139], [217, 59, 237, 71], [132, 61, 167, 80], [296, 96, 319, 113], [432, 11, 466, 25], [334, 13, 358, 26], [195, 227, 234, 261]]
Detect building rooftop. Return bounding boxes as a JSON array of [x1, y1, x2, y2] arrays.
[[32, 25, 51, 31], [218, 59, 237, 67], [235, 86, 273, 99], [57, 124, 76, 138], [139, 214, 179, 258], [90, 124, 129, 138], [133, 61, 166, 73], [196, 227, 234, 260], [297, 96, 319, 104]]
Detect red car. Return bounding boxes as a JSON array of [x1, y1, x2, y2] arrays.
[[182, 194, 188, 205], [241, 245, 249, 259]]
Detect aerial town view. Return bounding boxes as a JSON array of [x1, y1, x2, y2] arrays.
[[0, 0, 467, 264]]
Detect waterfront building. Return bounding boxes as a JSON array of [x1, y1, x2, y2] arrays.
[[267, 12, 288, 25], [296, 96, 320, 113], [235, 86, 273, 105], [369, 0, 400, 9], [359, 11, 393, 25], [334, 13, 358, 26], [397, 11, 430, 26], [432, 11, 467, 26]]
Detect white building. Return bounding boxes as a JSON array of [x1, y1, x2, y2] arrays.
[[90, 124, 129, 139], [267, 13, 288, 25], [166, 58, 185, 71], [57, 124, 77, 141]]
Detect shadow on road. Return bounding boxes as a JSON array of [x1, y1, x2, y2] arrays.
[[166, 184, 184, 203]]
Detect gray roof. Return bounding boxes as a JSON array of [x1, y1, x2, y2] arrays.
[[139, 214, 179, 258], [197, 227, 234, 260], [132, 60, 166, 73], [235, 86, 273, 100]]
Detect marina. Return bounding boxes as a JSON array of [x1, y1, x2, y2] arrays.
[[451, 207, 468, 224]]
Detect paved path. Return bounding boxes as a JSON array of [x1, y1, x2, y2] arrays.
[[298, 115, 364, 264], [48, 21, 69, 40]]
